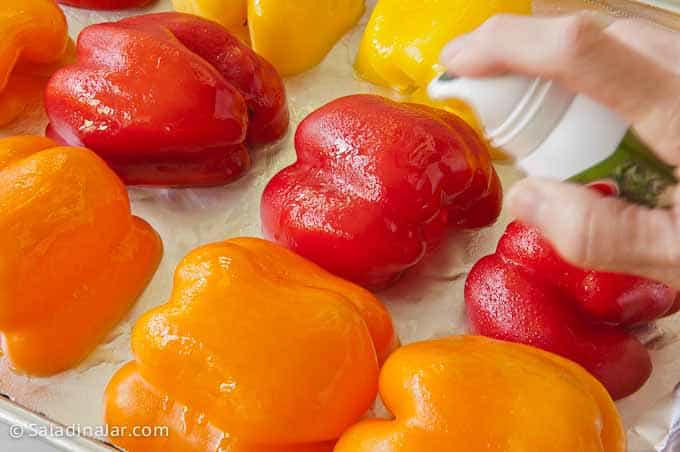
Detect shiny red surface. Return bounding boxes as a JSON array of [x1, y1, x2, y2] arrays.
[[466, 220, 678, 400], [261, 94, 502, 289], [45, 12, 288, 186]]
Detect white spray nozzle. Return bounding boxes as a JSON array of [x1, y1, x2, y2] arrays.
[[427, 74, 575, 159]]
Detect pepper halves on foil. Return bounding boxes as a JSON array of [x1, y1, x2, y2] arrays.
[[0, 136, 161, 376], [105, 238, 396, 451], [335, 336, 625, 452], [262, 94, 502, 289], [46, 12, 288, 187], [466, 219, 679, 400]]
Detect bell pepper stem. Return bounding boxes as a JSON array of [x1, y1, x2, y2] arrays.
[[570, 131, 677, 207]]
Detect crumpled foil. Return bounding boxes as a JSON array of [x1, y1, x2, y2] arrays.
[[0, 1, 678, 451]]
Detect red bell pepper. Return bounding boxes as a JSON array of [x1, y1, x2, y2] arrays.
[[57, 0, 153, 9], [45, 12, 288, 187], [261, 94, 502, 289], [465, 219, 678, 400]]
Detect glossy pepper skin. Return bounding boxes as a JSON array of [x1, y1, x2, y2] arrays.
[[465, 220, 678, 400], [248, 0, 365, 76], [261, 94, 502, 289], [45, 12, 288, 187], [56, 0, 153, 9], [0, 0, 70, 126], [356, 0, 532, 93], [106, 363, 335, 452], [0, 136, 162, 376], [105, 238, 396, 451], [335, 336, 625, 452], [172, 0, 365, 76]]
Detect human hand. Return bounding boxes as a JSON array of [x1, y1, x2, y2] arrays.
[[440, 14, 680, 289]]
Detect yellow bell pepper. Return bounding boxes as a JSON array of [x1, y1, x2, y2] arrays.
[[356, 0, 532, 93], [248, 0, 364, 76], [172, 0, 365, 76]]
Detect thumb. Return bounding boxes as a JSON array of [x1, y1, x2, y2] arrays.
[[506, 177, 680, 289]]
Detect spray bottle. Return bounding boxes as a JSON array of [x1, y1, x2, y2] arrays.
[[428, 74, 676, 206]]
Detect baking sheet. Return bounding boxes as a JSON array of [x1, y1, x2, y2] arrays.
[[0, 1, 678, 451]]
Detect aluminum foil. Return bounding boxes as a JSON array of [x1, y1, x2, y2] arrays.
[[0, 1, 678, 451]]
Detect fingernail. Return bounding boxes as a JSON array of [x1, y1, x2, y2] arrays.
[[439, 35, 470, 65], [507, 183, 544, 225]]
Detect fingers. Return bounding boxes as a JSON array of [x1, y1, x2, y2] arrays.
[[443, 16, 680, 285], [440, 14, 680, 165], [506, 177, 680, 289], [606, 19, 680, 73]]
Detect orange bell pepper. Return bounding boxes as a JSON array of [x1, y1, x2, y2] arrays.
[[0, 136, 162, 376], [335, 336, 626, 452], [0, 0, 70, 125], [106, 362, 335, 452], [105, 238, 396, 451]]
